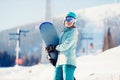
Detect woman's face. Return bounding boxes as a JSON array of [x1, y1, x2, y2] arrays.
[[64, 17, 75, 27], [64, 21, 74, 27]]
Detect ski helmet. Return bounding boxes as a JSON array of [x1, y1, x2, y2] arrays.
[[66, 12, 77, 19]]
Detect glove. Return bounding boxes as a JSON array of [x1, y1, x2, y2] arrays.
[[46, 44, 57, 53], [45, 44, 58, 66]]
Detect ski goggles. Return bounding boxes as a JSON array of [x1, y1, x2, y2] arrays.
[[65, 17, 76, 23]]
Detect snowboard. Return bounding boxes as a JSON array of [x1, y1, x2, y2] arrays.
[[39, 22, 59, 66]]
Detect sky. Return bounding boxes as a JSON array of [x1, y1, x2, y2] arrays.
[[0, 0, 118, 31]]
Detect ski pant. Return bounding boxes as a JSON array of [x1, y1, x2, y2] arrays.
[[54, 64, 76, 80]]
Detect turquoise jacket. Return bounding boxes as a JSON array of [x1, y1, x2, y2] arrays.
[[56, 27, 78, 66]]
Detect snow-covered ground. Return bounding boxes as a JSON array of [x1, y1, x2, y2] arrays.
[[75, 46, 120, 80], [0, 46, 120, 80]]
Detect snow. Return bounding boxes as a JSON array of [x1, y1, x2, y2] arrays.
[[0, 64, 54, 80], [75, 46, 120, 80], [0, 46, 120, 80]]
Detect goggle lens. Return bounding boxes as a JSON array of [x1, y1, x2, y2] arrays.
[[65, 17, 75, 23]]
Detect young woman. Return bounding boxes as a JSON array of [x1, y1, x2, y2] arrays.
[[54, 12, 78, 80]]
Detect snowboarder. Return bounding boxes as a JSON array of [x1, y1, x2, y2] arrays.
[[47, 12, 78, 80]]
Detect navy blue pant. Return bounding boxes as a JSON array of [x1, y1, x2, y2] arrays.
[[54, 64, 76, 80]]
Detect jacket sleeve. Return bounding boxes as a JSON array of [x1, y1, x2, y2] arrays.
[[56, 30, 77, 52]]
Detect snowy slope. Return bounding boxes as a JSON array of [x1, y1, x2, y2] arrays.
[[75, 46, 120, 80], [0, 46, 120, 80]]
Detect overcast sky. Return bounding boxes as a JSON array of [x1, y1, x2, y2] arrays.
[[0, 0, 118, 31]]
